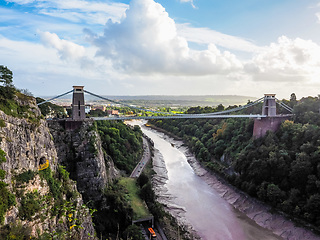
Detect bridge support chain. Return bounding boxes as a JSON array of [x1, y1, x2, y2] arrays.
[[253, 115, 292, 139]]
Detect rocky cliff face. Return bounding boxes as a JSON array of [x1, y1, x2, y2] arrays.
[[0, 97, 96, 239], [48, 120, 119, 203]]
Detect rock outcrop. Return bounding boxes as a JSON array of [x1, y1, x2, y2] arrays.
[[0, 97, 97, 239], [48, 120, 118, 203]]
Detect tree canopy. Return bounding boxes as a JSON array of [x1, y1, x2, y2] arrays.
[[0, 65, 13, 87]]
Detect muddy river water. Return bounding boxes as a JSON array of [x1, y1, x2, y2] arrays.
[[129, 121, 320, 240]]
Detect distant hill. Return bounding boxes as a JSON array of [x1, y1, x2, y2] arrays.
[[41, 94, 257, 107]]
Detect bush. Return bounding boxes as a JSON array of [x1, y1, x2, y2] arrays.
[[0, 119, 5, 128], [0, 223, 32, 240], [18, 191, 41, 221], [0, 181, 16, 223], [0, 169, 5, 180], [58, 165, 70, 182], [15, 170, 36, 183], [0, 149, 6, 163], [39, 167, 62, 200]]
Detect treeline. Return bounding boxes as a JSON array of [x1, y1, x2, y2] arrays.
[[96, 121, 143, 174], [150, 95, 320, 229]]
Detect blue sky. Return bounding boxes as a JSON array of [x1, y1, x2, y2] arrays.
[[1, 0, 320, 99]]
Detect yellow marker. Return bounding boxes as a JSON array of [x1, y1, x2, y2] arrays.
[[39, 160, 49, 171], [70, 224, 76, 230]]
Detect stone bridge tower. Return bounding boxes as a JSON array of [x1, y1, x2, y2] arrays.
[[72, 86, 85, 120], [262, 94, 276, 116], [253, 94, 290, 138]]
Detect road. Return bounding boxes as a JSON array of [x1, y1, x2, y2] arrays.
[[130, 137, 151, 178]]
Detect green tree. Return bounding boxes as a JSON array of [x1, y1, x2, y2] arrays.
[[0, 65, 13, 87], [290, 93, 297, 107]]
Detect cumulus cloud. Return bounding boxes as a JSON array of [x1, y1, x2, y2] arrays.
[[246, 36, 320, 82], [40, 31, 86, 60], [87, 0, 242, 75]]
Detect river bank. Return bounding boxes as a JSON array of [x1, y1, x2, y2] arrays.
[[141, 125, 282, 240]]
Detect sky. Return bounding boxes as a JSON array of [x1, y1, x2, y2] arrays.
[[1, 0, 320, 99]]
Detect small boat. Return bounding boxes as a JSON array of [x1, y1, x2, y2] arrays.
[[171, 143, 175, 147]]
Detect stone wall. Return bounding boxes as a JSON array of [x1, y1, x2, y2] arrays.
[[253, 116, 291, 138]]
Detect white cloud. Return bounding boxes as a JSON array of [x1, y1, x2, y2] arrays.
[[5, 0, 128, 24], [0, 35, 119, 95], [88, 0, 242, 75], [246, 36, 320, 82], [180, 0, 196, 9], [315, 2, 320, 23], [5, 0, 35, 3], [177, 23, 261, 53], [39, 31, 85, 60]]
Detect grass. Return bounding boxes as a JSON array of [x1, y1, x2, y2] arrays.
[[119, 177, 150, 220]]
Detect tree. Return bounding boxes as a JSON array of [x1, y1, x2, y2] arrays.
[[0, 65, 13, 87], [290, 93, 297, 106]]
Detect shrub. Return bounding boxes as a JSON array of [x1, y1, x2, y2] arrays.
[[0, 169, 5, 180], [0, 181, 16, 223], [0, 149, 6, 163], [15, 170, 36, 183], [0, 119, 5, 128], [39, 167, 62, 201], [0, 223, 32, 240], [58, 165, 70, 182], [18, 191, 41, 221]]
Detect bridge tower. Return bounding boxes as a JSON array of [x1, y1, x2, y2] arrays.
[[72, 86, 86, 120], [253, 94, 290, 138], [262, 94, 277, 116]]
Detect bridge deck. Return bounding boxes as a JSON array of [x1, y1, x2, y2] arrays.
[[92, 114, 268, 121]]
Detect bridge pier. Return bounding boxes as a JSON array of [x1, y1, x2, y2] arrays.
[[253, 94, 290, 138]]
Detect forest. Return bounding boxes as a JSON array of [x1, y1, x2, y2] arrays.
[[150, 94, 320, 230]]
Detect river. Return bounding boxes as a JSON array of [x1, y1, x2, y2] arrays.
[[128, 120, 320, 240]]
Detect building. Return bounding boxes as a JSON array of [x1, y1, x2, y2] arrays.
[[85, 105, 92, 114]]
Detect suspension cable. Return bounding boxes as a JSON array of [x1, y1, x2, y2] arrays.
[[83, 90, 179, 115], [187, 96, 265, 116], [37, 90, 73, 106], [275, 98, 293, 113]]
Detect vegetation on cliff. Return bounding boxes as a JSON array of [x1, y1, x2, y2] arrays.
[[0, 149, 16, 224], [0, 67, 96, 239], [36, 97, 65, 118], [150, 95, 320, 230], [96, 120, 143, 174], [0, 65, 40, 123]]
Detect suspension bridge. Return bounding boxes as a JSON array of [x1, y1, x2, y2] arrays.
[[39, 86, 293, 138], [38, 86, 293, 119]]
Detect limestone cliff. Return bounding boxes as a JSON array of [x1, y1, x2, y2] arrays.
[[0, 96, 96, 239], [48, 120, 119, 203]]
